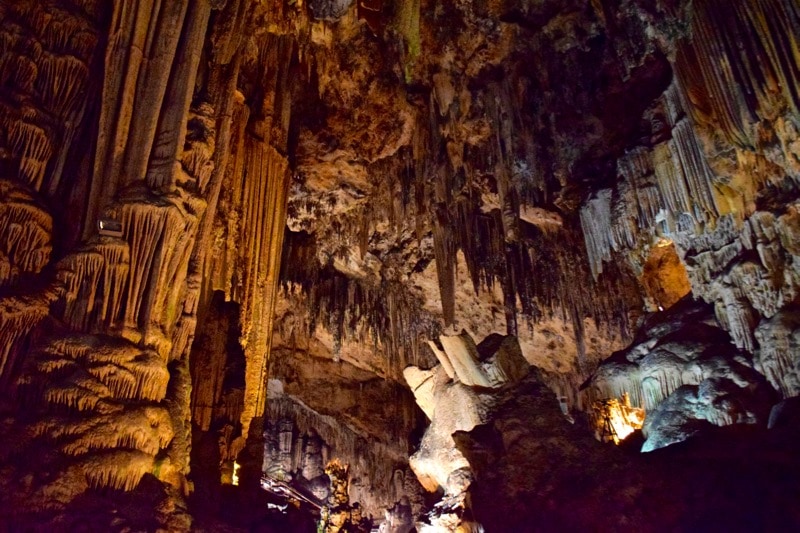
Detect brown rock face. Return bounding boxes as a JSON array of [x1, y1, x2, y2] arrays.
[[0, 0, 799, 529], [640, 240, 691, 310], [0, 0, 288, 527]]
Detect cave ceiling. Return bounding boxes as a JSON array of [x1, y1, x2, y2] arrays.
[[0, 0, 799, 530]]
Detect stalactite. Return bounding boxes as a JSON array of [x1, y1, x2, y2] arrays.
[[0, 0, 246, 518], [170, 314, 197, 364], [662, 81, 685, 129], [88, 0, 192, 233], [617, 146, 658, 236], [94, 239, 130, 327], [27, 340, 170, 406], [85, 349, 170, 402], [35, 51, 89, 119], [14, 334, 178, 493], [72, 192, 199, 352], [432, 206, 456, 326], [238, 141, 290, 438], [80, 450, 156, 491], [584, 361, 644, 411], [0, 180, 53, 286], [58, 250, 103, 331], [39, 8, 86, 53], [0, 1, 99, 203], [34, 405, 173, 457], [295, 270, 441, 378], [675, 0, 800, 148], [69, 0, 102, 20], [265, 397, 410, 512], [755, 309, 800, 397], [668, 119, 720, 222], [145, 0, 213, 191], [0, 52, 38, 94], [640, 350, 686, 411], [210, 93, 249, 300], [581, 189, 614, 281], [0, 290, 56, 388], [7, 120, 53, 190], [714, 287, 759, 353], [652, 141, 691, 221], [180, 106, 217, 194]]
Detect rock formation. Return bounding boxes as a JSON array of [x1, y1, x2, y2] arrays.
[[0, 0, 798, 530], [262, 346, 426, 519], [456, 367, 800, 532], [585, 296, 778, 451], [404, 331, 529, 530]]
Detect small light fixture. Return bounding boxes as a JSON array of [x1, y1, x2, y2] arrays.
[[232, 461, 241, 486], [97, 218, 123, 237]]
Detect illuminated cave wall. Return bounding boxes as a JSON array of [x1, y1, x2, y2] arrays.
[[0, 0, 298, 527], [0, 0, 798, 528], [583, 0, 800, 430]]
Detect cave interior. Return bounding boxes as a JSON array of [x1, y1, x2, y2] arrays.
[[1, 0, 800, 531]]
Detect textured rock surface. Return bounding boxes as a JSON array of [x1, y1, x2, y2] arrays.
[[0, 0, 798, 529], [457, 370, 800, 531], [263, 345, 426, 519], [405, 332, 529, 529], [0, 0, 277, 527], [586, 297, 778, 451]]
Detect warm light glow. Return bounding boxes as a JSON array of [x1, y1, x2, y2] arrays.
[[655, 237, 673, 248], [593, 393, 645, 444], [232, 461, 241, 486]]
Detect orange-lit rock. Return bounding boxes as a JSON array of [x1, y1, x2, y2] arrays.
[[641, 240, 691, 310]]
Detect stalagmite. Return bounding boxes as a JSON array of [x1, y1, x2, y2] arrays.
[[438, 333, 492, 388], [403, 366, 436, 420]]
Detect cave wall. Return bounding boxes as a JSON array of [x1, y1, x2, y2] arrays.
[[583, 0, 800, 423], [0, 0, 298, 527], [271, 0, 800, 431], [280, 0, 800, 389], [0, 0, 798, 529]]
